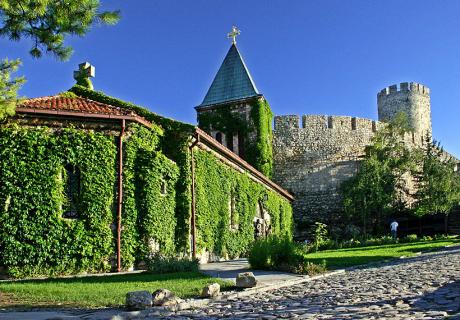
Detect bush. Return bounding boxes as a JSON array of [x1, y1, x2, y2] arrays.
[[248, 235, 300, 269], [310, 222, 329, 252], [401, 234, 418, 243], [146, 254, 199, 274], [293, 260, 327, 275], [248, 235, 325, 275]]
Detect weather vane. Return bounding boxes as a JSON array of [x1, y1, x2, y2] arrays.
[[227, 26, 241, 44]]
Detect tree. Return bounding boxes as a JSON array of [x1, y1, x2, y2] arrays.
[[0, 0, 120, 60], [341, 113, 415, 235], [413, 134, 460, 222], [0, 0, 119, 118], [0, 58, 25, 120]]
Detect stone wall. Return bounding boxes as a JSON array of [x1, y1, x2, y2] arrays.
[[272, 114, 385, 238], [378, 82, 432, 137]]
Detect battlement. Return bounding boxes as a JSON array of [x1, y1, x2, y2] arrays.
[[378, 82, 430, 97], [274, 114, 384, 132]]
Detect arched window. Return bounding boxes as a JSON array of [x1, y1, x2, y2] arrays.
[[227, 133, 234, 151], [215, 132, 223, 144], [63, 164, 80, 219], [238, 132, 245, 158]]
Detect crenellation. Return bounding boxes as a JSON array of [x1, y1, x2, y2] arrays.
[[354, 117, 374, 131], [275, 114, 383, 135], [330, 116, 353, 131], [327, 116, 333, 129], [274, 115, 299, 130], [400, 82, 409, 91], [378, 82, 430, 97], [302, 115, 327, 129], [389, 84, 398, 93]]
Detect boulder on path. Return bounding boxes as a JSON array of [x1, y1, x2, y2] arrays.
[[201, 283, 221, 298], [126, 290, 152, 310], [236, 272, 257, 288], [152, 288, 182, 306]]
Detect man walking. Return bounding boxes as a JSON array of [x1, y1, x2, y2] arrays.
[[390, 220, 399, 239]]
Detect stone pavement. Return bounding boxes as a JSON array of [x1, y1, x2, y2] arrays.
[[1, 247, 460, 319], [154, 247, 460, 319]]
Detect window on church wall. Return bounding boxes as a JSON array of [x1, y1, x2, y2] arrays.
[[227, 133, 234, 152], [62, 164, 81, 219], [238, 132, 245, 158], [160, 179, 167, 196], [215, 132, 223, 144]]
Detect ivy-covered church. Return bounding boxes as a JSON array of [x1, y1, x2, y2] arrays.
[[0, 41, 294, 277]]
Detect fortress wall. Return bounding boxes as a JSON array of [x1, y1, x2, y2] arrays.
[[272, 114, 381, 238], [273, 112, 433, 239]]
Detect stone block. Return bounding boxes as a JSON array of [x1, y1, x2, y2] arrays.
[[152, 288, 182, 306], [236, 272, 257, 288], [126, 290, 152, 310], [201, 283, 221, 298]]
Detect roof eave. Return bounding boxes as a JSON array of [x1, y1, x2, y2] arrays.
[[195, 94, 264, 111]]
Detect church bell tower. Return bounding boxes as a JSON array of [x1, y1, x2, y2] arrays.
[[196, 26, 273, 178]]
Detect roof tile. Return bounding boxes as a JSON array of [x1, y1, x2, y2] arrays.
[[199, 44, 260, 107], [19, 96, 133, 116]]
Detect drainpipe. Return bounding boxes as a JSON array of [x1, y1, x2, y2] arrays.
[[189, 133, 200, 258], [117, 119, 126, 272]]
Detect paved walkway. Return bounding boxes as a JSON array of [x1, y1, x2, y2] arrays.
[[200, 258, 306, 286], [1, 248, 460, 319]]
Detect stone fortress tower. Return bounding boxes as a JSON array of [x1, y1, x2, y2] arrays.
[[377, 82, 432, 139]]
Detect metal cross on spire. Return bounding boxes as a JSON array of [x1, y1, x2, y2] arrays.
[[227, 26, 241, 44]]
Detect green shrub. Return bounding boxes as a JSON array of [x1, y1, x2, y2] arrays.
[[293, 260, 327, 275], [248, 235, 301, 270], [146, 254, 199, 274], [311, 222, 329, 252], [248, 235, 326, 275]]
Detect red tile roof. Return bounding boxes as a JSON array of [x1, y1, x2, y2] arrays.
[[17, 95, 152, 127], [19, 96, 134, 116]]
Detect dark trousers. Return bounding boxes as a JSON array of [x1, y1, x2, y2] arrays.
[[391, 230, 397, 239]]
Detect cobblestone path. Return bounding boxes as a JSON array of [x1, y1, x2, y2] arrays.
[[154, 248, 460, 319]]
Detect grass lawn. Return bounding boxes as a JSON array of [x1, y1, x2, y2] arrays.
[[303, 237, 460, 269], [0, 271, 232, 309]]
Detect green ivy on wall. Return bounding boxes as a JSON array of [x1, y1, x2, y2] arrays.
[[0, 124, 117, 278], [248, 99, 274, 178], [123, 124, 179, 267], [68, 85, 196, 254], [194, 149, 292, 259], [197, 98, 274, 178]]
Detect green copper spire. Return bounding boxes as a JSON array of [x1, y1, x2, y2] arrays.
[[199, 43, 260, 107]]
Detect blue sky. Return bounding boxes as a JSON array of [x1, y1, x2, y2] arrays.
[[2, 0, 459, 157]]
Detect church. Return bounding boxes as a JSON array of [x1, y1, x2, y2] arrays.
[[0, 32, 295, 278], [1, 28, 458, 278]]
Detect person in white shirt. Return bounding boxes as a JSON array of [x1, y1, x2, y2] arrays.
[[390, 220, 399, 239]]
